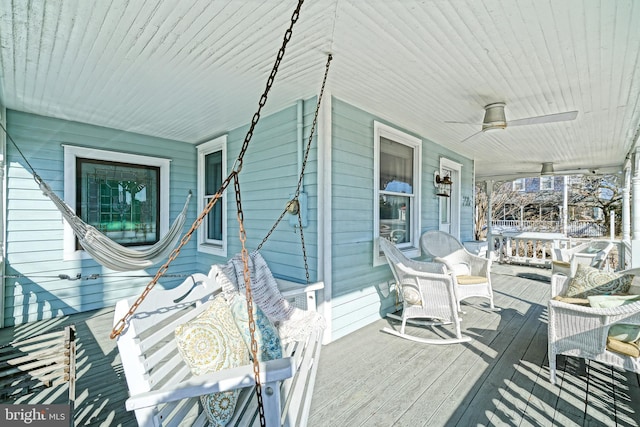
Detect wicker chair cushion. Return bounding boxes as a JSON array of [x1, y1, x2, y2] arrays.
[[588, 294, 640, 342], [564, 264, 633, 298], [609, 326, 640, 343], [587, 294, 640, 308], [175, 295, 250, 426], [606, 337, 640, 357], [456, 275, 488, 285], [551, 295, 590, 305]]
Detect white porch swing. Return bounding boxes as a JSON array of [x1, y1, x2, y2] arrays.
[[109, 1, 331, 425]]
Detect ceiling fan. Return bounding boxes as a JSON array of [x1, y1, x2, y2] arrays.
[[539, 162, 601, 176], [510, 162, 599, 177], [448, 102, 578, 143]]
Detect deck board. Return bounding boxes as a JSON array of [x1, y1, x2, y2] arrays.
[[0, 263, 638, 426]]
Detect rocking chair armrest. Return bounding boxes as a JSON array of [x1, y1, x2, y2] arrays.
[[437, 251, 489, 277], [433, 256, 456, 273], [395, 263, 451, 281], [463, 254, 491, 276], [125, 357, 295, 411]]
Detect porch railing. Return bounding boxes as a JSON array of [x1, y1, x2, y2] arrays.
[[491, 220, 606, 237], [488, 231, 624, 270]]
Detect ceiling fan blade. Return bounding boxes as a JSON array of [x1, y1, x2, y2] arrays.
[[508, 110, 578, 127], [444, 120, 483, 125], [460, 130, 483, 143]]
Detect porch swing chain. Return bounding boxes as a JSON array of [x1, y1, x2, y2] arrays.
[[111, 0, 304, 340], [110, 2, 305, 426], [257, 53, 332, 285]]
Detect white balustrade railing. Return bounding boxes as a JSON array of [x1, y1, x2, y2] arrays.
[[486, 232, 624, 270], [491, 220, 606, 237]]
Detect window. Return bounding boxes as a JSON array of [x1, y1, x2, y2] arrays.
[[76, 158, 160, 246], [63, 146, 170, 261], [513, 178, 525, 192], [540, 176, 554, 191], [197, 135, 227, 256], [374, 122, 421, 264]]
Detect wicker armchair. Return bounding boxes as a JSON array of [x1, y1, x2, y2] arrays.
[[551, 240, 614, 277], [420, 230, 495, 311], [378, 237, 471, 344], [547, 273, 640, 384]]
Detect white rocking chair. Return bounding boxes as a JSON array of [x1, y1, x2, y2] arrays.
[[378, 238, 471, 344], [420, 230, 495, 311]]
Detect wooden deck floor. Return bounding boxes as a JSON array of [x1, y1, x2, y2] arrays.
[[0, 264, 638, 426], [309, 264, 640, 427]]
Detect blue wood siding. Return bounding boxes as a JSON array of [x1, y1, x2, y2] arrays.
[[4, 110, 197, 326], [330, 98, 474, 340], [195, 98, 319, 284]]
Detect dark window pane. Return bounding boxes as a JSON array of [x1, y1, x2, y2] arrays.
[[205, 151, 223, 241], [76, 158, 160, 247]]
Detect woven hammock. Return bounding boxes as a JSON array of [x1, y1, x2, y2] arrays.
[[38, 179, 191, 271]]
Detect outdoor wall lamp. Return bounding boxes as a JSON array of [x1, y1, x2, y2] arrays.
[[434, 171, 452, 197]]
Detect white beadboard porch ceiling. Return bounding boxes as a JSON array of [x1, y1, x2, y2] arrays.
[[1, 0, 640, 180]]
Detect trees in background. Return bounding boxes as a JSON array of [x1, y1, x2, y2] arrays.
[[474, 174, 623, 240]]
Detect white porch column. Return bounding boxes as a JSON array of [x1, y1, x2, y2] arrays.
[[562, 176, 568, 236], [631, 150, 640, 267], [486, 180, 493, 259], [623, 165, 631, 242]]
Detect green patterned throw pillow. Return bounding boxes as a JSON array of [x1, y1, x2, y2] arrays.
[[564, 264, 634, 299], [175, 294, 249, 426], [230, 293, 282, 362]]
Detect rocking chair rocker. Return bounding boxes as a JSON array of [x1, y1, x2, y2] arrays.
[[378, 238, 471, 344]]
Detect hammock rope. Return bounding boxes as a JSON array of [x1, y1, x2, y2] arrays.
[[0, 121, 192, 272], [38, 177, 191, 271]]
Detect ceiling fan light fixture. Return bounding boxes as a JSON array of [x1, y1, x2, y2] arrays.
[[540, 162, 554, 176], [481, 102, 507, 132]]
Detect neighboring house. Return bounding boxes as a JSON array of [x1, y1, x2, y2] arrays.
[[503, 177, 564, 221], [2, 97, 474, 342], [507, 176, 608, 223]]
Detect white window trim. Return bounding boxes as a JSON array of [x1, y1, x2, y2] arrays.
[[439, 157, 463, 240], [513, 178, 525, 192], [373, 121, 422, 266], [196, 135, 227, 256], [62, 145, 171, 262], [540, 175, 554, 191]]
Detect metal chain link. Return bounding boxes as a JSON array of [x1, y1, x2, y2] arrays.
[[233, 175, 267, 426], [256, 54, 333, 286]]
